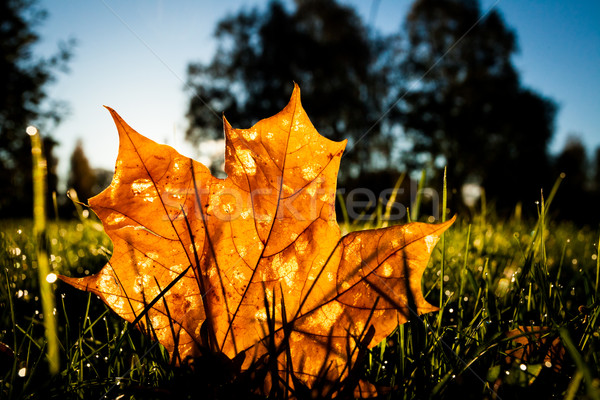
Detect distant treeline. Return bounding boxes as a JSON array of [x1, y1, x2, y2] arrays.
[[1, 0, 598, 226]]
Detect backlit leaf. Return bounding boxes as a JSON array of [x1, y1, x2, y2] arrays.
[[60, 84, 453, 394]]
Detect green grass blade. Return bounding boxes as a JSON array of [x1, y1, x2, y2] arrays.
[[28, 126, 59, 375], [382, 172, 406, 228], [410, 169, 426, 222], [560, 327, 600, 400]]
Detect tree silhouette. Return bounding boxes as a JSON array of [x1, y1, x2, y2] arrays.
[[590, 146, 600, 223], [592, 146, 600, 192], [92, 168, 113, 197], [0, 0, 73, 217], [185, 0, 395, 180], [553, 136, 590, 223], [398, 0, 556, 208], [68, 140, 97, 203]]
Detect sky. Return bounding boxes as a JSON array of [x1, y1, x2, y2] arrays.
[[34, 0, 600, 188]]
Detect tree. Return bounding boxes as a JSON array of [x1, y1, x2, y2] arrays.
[[0, 0, 72, 217], [67, 140, 97, 203], [553, 136, 590, 223], [555, 136, 588, 191], [399, 0, 556, 207], [593, 146, 600, 193], [92, 168, 114, 197], [185, 0, 395, 180]]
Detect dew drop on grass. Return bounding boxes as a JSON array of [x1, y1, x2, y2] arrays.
[[46, 273, 57, 283], [18, 367, 26, 377], [520, 364, 527, 371]]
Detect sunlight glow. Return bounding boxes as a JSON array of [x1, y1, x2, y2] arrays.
[[520, 364, 527, 371], [26, 126, 38, 136]]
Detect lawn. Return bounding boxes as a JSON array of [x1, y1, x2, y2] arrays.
[[1, 191, 600, 399]]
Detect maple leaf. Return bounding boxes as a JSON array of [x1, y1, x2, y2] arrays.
[[505, 326, 565, 373], [59, 84, 454, 394]]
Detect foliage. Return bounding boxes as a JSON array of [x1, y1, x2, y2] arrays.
[[67, 140, 97, 203], [185, 0, 563, 212], [399, 0, 557, 206], [185, 0, 395, 179], [552, 137, 593, 224], [0, 0, 73, 217]]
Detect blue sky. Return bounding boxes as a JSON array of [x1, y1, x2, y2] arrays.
[[35, 0, 600, 186]]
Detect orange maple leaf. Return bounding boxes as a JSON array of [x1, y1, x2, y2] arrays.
[[505, 326, 565, 373], [60, 84, 453, 394]]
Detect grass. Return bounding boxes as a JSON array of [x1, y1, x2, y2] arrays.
[[361, 204, 600, 399], [2, 187, 600, 399]]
